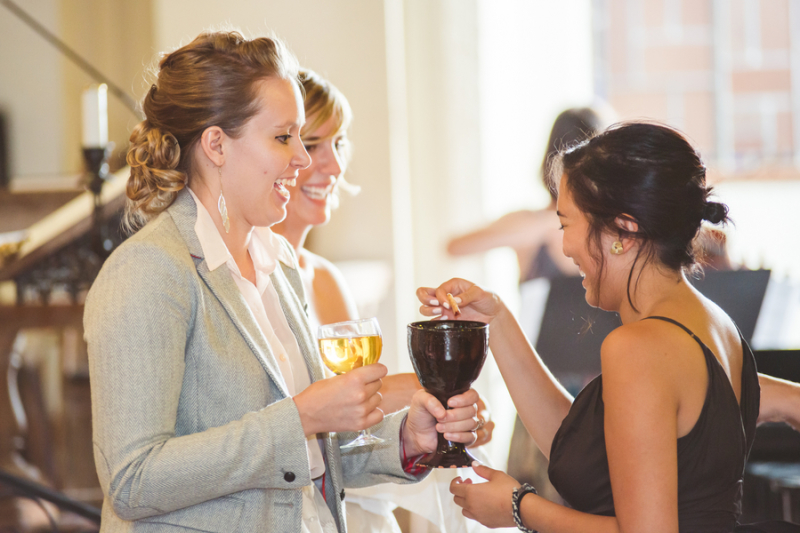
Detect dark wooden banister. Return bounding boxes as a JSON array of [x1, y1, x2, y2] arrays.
[[0, 467, 101, 523]]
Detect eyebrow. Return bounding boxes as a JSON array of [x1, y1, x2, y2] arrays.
[[273, 120, 303, 130], [303, 133, 346, 143]]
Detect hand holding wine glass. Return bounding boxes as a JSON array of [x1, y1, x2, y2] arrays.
[[317, 317, 385, 448], [292, 363, 386, 437]]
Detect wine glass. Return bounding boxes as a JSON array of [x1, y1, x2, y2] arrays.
[[317, 317, 384, 448]]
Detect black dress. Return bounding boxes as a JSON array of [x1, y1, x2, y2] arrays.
[[548, 316, 761, 532]]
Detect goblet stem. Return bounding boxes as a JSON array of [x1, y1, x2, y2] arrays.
[[414, 405, 479, 468], [414, 434, 478, 469]]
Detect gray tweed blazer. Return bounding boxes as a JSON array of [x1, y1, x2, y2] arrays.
[[84, 189, 421, 532]]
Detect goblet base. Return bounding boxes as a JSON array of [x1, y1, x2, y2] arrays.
[[414, 434, 478, 469]]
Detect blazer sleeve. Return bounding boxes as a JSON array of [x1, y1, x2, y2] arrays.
[[85, 238, 312, 521], [337, 410, 429, 489]]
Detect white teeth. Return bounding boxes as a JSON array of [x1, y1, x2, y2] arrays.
[[301, 184, 333, 200], [579, 269, 586, 278], [274, 179, 291, 199]]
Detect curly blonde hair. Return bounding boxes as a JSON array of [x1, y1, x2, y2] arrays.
[[124, 30, 299, 231]]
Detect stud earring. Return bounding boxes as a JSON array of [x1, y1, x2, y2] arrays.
[[611, 241, 624, 255], [217, 166, 230, 234]]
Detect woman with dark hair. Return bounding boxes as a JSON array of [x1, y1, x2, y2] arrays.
[[84, 31, 480, 532], [417, 122, 800, 532]]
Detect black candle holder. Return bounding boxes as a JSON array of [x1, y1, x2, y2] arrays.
[[82, 144, 114, 257]]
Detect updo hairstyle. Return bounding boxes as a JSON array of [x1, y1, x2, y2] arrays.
[[298, 69, 358, 200], [124, 31, 299, 231], [549, 122, 730, 308], [541, 107, 604, 203]]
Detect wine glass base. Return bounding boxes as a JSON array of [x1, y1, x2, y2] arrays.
[[340, 433, 385, 449]]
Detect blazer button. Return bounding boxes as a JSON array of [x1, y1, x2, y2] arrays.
[[340, 489, 345, 501], [284, 472, 295, 482]]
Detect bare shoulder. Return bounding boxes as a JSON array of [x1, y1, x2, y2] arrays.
[[299, 249, 359, 323], [300, 250, 348, 291], [697, 294, 742, 355], [600, 321, 696, 431], [601, 320, 694, 388]]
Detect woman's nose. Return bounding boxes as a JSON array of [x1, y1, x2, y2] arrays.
[[294, 141, 312, 169], [319, 143, 343, 177]]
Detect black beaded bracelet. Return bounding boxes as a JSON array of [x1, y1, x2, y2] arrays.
[[511, 483, 539, 533]]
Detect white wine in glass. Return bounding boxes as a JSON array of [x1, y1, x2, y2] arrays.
[[317, 318, 384, 448]]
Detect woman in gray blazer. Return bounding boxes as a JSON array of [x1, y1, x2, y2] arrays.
[[84, 30, 480, 533]]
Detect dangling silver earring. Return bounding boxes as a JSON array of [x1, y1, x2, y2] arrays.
[[217, 166, 230, 234], [611, 241, 623, 255]]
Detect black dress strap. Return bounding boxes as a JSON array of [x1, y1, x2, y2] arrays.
[[643, 316, 705, 350]]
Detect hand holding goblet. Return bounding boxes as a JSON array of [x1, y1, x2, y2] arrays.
[[402, 387, 481, 458]]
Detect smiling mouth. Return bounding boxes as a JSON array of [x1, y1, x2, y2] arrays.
[[274, 178, 296, 199], [301, 184, 334, 201]]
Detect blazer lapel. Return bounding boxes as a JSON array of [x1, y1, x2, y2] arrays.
[[271, 265, 325, 383], [197, 262, 291, 397], [167, 190, 292, 398]]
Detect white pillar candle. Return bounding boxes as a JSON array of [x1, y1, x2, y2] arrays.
[[81, 84, 108, 148]]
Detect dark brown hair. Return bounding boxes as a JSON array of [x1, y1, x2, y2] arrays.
[[549, 122, 729, 309], [125, 31, 299, 231]]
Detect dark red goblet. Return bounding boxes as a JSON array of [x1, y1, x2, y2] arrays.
[[407, 320, 489, 468]]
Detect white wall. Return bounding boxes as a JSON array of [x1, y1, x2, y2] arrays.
[[0, 0, 63, 179], [469, 0, 595, 468], [0, 0, 152, 187], [477, 0, 595, 299], [402, 0, 485, 364]]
